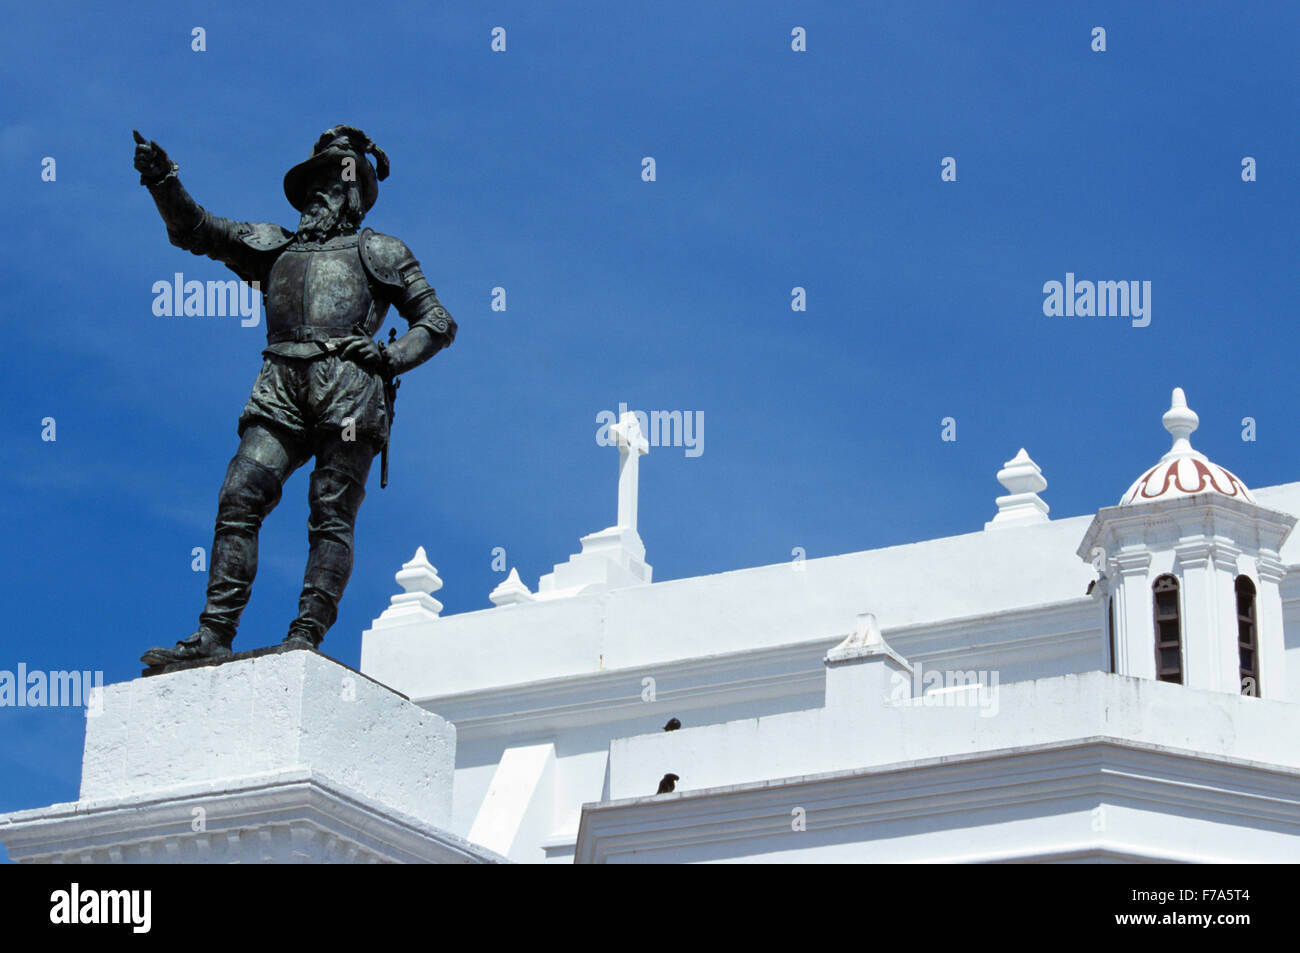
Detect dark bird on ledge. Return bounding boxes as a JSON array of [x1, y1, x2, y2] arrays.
[[657, 773, 679, 794], [664, 717, 681, 731]]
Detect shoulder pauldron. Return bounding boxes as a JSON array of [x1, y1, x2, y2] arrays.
[[358, 227, 406, 294], [236, 221, 294, 252]]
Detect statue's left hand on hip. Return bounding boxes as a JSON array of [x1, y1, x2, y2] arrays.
[[338, 336, 383, 371]]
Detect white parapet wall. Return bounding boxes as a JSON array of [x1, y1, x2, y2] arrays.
[[0, 650, 505, 864], [600, 671, 1300, 798], [576, 671, 1300, 862]]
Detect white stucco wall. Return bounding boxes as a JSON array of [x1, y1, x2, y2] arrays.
[[360, 480, 1300, 862]]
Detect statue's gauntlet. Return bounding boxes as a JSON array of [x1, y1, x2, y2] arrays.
[[386, 265, 457, 375], [144, 167, 206, 249], [382, 326, 444, 377]]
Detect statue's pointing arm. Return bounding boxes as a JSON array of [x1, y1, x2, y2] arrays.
[[133, 131, 288, 284], [365, 233, 458, 376]]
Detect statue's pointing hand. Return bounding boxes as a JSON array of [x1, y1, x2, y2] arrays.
[[133, 130, 176, 186]]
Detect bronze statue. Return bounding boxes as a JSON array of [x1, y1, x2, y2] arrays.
[[135, 126, 457, 667]]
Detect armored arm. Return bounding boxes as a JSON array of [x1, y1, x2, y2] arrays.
[[364, 233, 458, 376], [135, 132, 204, 242], [133, 131, 288, 284]]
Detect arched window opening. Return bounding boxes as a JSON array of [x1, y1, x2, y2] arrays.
[[1237, 576, 1258, 697], [1153, 575, 1182, 684]]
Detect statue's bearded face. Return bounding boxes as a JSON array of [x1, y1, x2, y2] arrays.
[[297, 169, 363, 241]]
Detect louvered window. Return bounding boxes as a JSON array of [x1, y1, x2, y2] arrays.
[[1237, 576, 1258, 696], [1153, 575, 1182, 684]]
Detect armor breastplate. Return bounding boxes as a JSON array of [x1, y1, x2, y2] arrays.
[[264, 234, 389, 345]]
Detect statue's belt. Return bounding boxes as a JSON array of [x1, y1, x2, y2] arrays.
[[265, 326, 363, 346]]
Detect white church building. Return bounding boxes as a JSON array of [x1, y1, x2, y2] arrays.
[[5, 388, 1300, 863]]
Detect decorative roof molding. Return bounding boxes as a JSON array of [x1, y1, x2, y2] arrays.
[[825, 612, 911, 671]]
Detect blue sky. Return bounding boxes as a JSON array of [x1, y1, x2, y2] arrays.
[[1, 1, 1296, 854]]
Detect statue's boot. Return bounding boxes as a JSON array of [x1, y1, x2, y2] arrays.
[[281, 631, 317, 651], [282, 458, 367, 651], [140, 627, 234, 667]]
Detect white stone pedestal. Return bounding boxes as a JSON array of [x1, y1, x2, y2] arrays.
[[0, 649, 505, 864]]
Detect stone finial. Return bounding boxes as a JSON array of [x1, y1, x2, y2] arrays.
[[985, 448, 1049, 530], [489, 567, 535, 607], [1160, 387, 1199, 460], [374, 546, 443, 626], [396, 546, 442, 597]]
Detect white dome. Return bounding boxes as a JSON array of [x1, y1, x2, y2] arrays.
[[1119, 388, 1255, 506]]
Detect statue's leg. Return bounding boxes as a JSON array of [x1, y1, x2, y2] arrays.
[[198, 422, 310, 644], [141, 422, 308, 667], [285, 433, 378, 648]]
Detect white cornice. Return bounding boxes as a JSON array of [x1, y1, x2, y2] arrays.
[[1080, 493, 1297, 561], [0, 768, 506, 865], [576, 738, 1300, 863]]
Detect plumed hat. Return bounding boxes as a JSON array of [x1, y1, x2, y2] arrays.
[[283, 125, 389, 213]]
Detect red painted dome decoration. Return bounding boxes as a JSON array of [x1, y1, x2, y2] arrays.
[[1119, 388, 1255, 506]]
